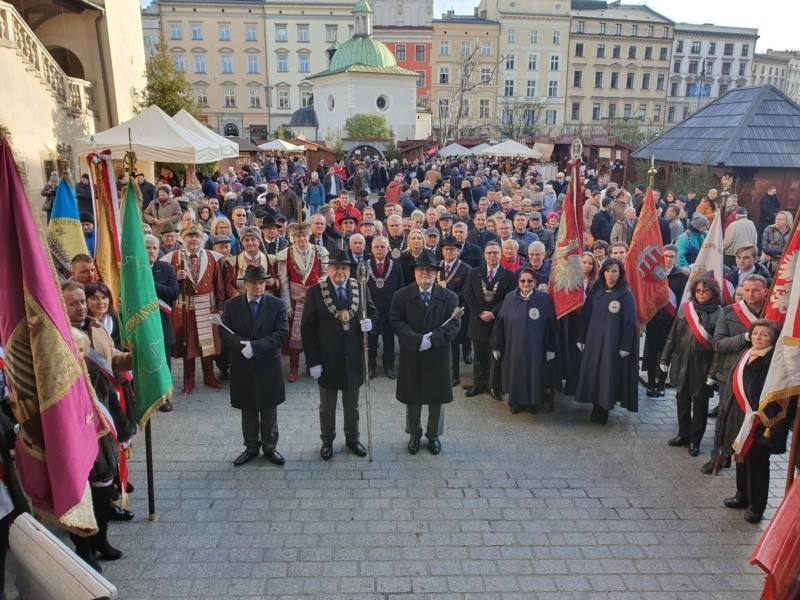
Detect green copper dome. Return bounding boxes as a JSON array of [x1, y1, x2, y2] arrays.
[[328, 36, 396, 71]]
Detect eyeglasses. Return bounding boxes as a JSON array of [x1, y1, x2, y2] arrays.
[[519, 279, 535, 284]]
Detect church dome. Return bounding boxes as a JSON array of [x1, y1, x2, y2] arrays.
[[328, 36, 396, 72]]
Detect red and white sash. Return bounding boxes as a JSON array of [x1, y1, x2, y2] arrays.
[[158, 299, 172, 315], [683, 302, 713, 351], [731, 351, 758, 458], [722, 280, 736, 305], [732, 300, 757, 329], [665, 288, 677, 317]]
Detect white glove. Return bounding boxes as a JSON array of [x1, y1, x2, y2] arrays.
[[310, 365, 323, 379], [706, 378, 716, 387], [660, 363, 669, 373], [492, 350, 501, 360], [546, 352, 555, 361], [360, 318, 373, 333], [418, 332, 432, 352], [240, 341, 254, 359], [576, 343, 585, 351], [619, 350, 630, 358]]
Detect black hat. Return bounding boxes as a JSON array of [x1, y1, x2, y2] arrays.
[[327, 249, 356, 266], [339, 214, 357, 224], [79, 211, 93, 224], [240, 265, 269, 281], [358, 189, 370, 198], [254, 209, 268, 218], [441, 235, 460, 248], [211, 234, 231, 246], [275, 214, 288, 222], [412, 250, 442, 270], [260, 215, 278, 228], [161, 222, 179, 234], [438, 213, 454, 221]]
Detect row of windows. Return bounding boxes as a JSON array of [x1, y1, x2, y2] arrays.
[[502, 53, 560, 71], [171, 23, 258, 42], [675, 40, 749, 57], [574, 43, 668, 61], [437, 99, 558, 125], [174, 53, 263, 74], [572, 70, 666, 91], [394, 44, 426, 62], [575, 22, 668, 38], [672, 59, 748, 76], [196, 87, 313, 110], [669, 81, 740, 97], [571, 101, 662, 122]]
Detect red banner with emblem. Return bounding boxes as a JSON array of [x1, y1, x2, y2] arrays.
[[548, 158, 584, 319]]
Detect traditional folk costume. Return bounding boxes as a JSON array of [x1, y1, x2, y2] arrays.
[[224, 250, 280, 299]]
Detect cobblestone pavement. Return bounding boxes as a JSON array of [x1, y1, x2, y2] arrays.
[[9, 357, 790, 600]]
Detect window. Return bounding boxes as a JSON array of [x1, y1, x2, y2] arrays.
[[416, 70, 425, 88], [247, 55, 259, 74], [173, 54, 186, 72], [416, 45, 425, 61], [459, 99, 469, 117], [507, 28, 516, 43], [644, 46, 652, 60], [438, 99, 449, 118], [642, 73, 650, 89], [276, 24, 287, 42], [571, 102, 580, 120], [196, 88, 208, 108], [297, 25, 309, 42], [298, 53, 310, 72], [660, 47, 668, 60], [396, 44, 406, 61], [223, 87, 235, 107], [670, 82, 679, 97], [719, 84, 729, 95], [479, 99, 490, 119], [599, 23, 606, 35], [194, 54, 205, 73], [656, 73, 665, 90], [683, 106, 690, 119], [573, 70, 583, 87], [739, 63, 747, 77], [504, 79, 514, 96], [480, 68, 492, 84], [523, 108, 535, 127], [639, 104, 646, 121], [526, 79, 537, 96], [575, 43, 584, 57], [439, 66, 449, 84], [608, 72, 619, 88], [545, 110, 556, 125], [481, 41, 492, 56], [219, 24, 231, 41], [612, 45, 621, 59], [705, 58, 714, 71], [623, 103, 632, 119], [277, 89, 289, 109], [326, 25, 337, 43], [531, 30, 539, 43], [246, 25, 257, 42], [553, 31, 560, 45], [667, 106, 675, 122], [628, 46, 637, 59], [439, 40, 449, 56], [608, 103, 616, 119], [594, 71, 603, 88], [461, 41, 471, 57], [592, 103, 601, 121], [277, 52, 288, 72], [653, 104, 661, 121], [501, 109, 513, 126], [527, 54, 537, 70], [301, 90, 312, 107], [597, 44, 605, 58], [221, 54, 233, 74], [647, 26, 653, 37], [577, 21, 585, 34], [505, 53, 515, 70], [688, 60, 698, 74], [721, 62, 731, 76], [249, 88, 261, 108], [691, 41, 701, 54], [724, 43, 734, 56], [662, 27, 669, 38], [631, 24, 638, 36], [547, 80, 558, 97], [673, 59, 681, 73], [626, 72, 634, 89], [676, 40, 683, 53], [741, 44, 750, 58], [170, 23, 182, 40], [614, 23, 622, 35], [191, 24, 202, 40], [549, 55, 559, 71], [708, 42, 716, 55]]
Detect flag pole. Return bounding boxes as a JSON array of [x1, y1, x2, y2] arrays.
[[146, 421, 156, 520]]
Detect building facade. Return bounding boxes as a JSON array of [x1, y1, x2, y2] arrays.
[[667, 23, 757, 124], [753, 50, 797, 98]]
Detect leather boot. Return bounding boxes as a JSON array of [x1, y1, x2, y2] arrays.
[[182, 358, 195, 394], [91, 523, 123, 560], [71, 536, 102, 573], [201, 357, 223, 388]]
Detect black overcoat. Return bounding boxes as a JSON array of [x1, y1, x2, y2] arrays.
[[301, 279, 379, 391], [390, 283, 461, 405], [220, 294, 289, 411], [462, 265, 516, 342], [642, 267, 688, 373], [366, 258, 404, 335], [151, 260, 180, 348]]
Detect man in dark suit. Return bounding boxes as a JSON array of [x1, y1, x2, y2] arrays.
[[439, 236, 473, 387], [366, 236, 404, 379], [372, 191, 388, 223], [390, 250, 461, 455], [452, 222, 483, 268], [466, 212, 499, 250], [301, 250, 379, 460], [463, 240, 516, 400], [260, 216, 289, 255], [220, 265, 290, 467]]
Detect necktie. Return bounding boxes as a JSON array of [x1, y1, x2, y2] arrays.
[[487, 269, 493, 285], [421, 291, 430, 307], [249, 300, 258, 320], [376, 262, 384, 277], [189, 254, 200, 280], [444, 264, 451, 279], [337, 286, 347, 304]]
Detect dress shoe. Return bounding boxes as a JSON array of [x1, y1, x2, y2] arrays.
[[218, 368, 229, 381], [109, 505, 134, 521], [287, 369, 298, 383], [408, 438, 420, 455], [490, 387, 504, 401], [465, 385, 486, 397], [125, 482, 135, 494], [203, 374, 223, 389], [724, 496, 748, 509], [92, 539, 123, 561], [428, 437, 442, 455], [701, 456, 732, 474], [708, 405, 719, 418], [452, 378, 460, 387], [233, 448, 259, 467], [667, 435, 690, 447], [385, 368, 396, 380], [656, 385, 665, 398], [264, 450, 285, 466], [689, 444, 700, 457], [346, 440, 368, 457], [320, 444, 333, 461], [509, 404, 522, 414], [744, 510, 763, 524], [646, 387, 658, 398], [368, 368, 376, 379], [463, 354, 473, 365], [158, 400, 173, 413]]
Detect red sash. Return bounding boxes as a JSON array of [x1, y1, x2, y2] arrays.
[[683, 303, 713, 351], [731, 351, 758, 458], [732, 300, 757, 329], [722, 280, 735, 305], [158, 299, 172, 315], [665, 288, 677, 317]]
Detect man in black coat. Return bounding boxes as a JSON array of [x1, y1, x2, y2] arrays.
[[463, 240, 517, 399], [390, 250, 461, 455], [220, 266, 290, 467], [439, 236, 473, 387], [366, 236, 404, 379], [466, 212, 499, 250], [758, 186, 780, 250], [590, 197, 615, 244], [452, 222, 483, 268], [301, 250, 379, 460]]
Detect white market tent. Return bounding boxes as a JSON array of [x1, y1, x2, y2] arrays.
[[258, 139, 305, 152], [438, 143, 471, 157], [75, 105, 224, 164], [477, 139, 542, 159], [172, 109, 239, 158], [470, 142, 491, 154]]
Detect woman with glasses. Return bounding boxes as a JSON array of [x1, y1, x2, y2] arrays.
[[490, 267, 558, 414]]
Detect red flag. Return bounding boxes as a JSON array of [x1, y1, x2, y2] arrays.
[[764, 214, 800, 326], [625, 186, 668, 325], [549, 159, 584, 319]]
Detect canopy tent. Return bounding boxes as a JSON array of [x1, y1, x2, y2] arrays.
[[172, 109, 239, 158], [438, 143, 471, 157], [470, 143, 492, 154], [258, 139, 305, 152], [75, 105, 224, 164], [477, 139, 542, 159]]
